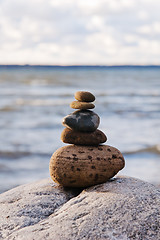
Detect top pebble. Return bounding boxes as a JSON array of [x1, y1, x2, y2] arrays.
[[75, 91, 95, 102]]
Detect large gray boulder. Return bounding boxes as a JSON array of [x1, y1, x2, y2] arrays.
[[0, 178, 79, 239], [0, 176, 160, 240]]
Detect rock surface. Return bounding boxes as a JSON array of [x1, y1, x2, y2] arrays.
[[49, 145, 125, 187], [0, 178, 80, 239], [75, 91, 95, 102], [0, 176, 160, 240], [61, 128, 107, 145], [62, 110, 100, 132], [70, 101, 95, 109]]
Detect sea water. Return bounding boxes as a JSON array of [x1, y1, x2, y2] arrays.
[[0, 65, 160, 193]]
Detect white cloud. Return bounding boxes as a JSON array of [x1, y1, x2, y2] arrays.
[[137, 22, 160, 36], [0, 0, 160, 64], [138, 11, 149, 21]]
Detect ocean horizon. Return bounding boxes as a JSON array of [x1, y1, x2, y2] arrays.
[[1, 64, 160, 68]]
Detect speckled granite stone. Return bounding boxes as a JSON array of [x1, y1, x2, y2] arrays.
[[2, 176, 160, 240]]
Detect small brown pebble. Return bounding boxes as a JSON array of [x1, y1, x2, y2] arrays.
[[49, 145, 125, 188], [61, 128, 107, 145], [75, 91, 95, 102], [70, 101, 95, 110]]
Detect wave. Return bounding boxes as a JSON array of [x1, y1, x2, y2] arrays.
[[95, 91, 160, 98], [1, 91, 159, 98], [123, 144, 160, 155], [15, 98, 71, 106], [1, 145, 160, 160], [0, 151, 51, 159]]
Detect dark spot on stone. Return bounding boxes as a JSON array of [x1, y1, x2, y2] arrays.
[[88, 148, 93, 151], [77, 168, 81, 171], [112, 154, 117, 159], [64, 173, 66, 177], [89, 174, 93, 177], [72, 154, 77, 157], [91, 165, 96, 169], [107, 148, 111, 152], [88, 155, 92, 159], [97, 157, 100, 160], [119, 156, 124, 160], [103, 169, 107, 172], [73, 157, 78, 161], [66, 157, 71, 159], [78, 151, 85, 153], [70, 180, 76, 183], [108, 158, 111, 161], [95, 174, 99, 181], [98, 147, 103, 151], [71, 166, 74, 171]]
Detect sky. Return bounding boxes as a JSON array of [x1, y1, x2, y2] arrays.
[[0, 0, 160, 65]]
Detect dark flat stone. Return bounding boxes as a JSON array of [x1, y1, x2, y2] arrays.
[[62, 110, 100, 132]]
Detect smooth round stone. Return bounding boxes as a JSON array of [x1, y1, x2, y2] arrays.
[[62, 110, 100, 132], [75, 91, 95, 102], [61, 128, 107, 145], [49, 145, 125, 188], [70, 101, 95, 110]]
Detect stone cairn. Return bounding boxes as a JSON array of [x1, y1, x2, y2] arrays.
[[49, 91, 125, 188]]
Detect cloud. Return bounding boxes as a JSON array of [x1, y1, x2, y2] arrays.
[[137, 22, 160, 35], [0, 0, 160, 64]]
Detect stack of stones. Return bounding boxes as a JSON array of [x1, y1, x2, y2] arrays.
[[49, 91, 125, 188], [61, 91, 107, 146]]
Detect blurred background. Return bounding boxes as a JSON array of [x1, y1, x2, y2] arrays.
[[0, 0, 160, 193]]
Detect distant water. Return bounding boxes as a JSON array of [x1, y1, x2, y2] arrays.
[[0, 65, 160, 193]]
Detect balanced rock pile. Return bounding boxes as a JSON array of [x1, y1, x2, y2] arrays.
[[50, 91, 125, 188]]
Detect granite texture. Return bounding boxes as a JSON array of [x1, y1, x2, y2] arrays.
[[0, 178, 80, 239], [0, 176, 160, 240]]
